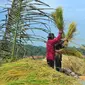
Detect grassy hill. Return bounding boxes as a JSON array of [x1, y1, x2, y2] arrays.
[[0, 57, 82, 85]]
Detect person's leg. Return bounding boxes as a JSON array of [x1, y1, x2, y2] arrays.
[[59, 54, 62, 68], [55, 54, 62, 71], [47, 59, 54, 68]]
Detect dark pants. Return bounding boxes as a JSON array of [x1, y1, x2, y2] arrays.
[[47, 59, 54, 68], [55, 54, 62, 71], [47, 54, 62, 71]]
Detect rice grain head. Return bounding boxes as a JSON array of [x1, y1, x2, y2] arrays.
[[66, 22, 76, 41], [51, 7, 64, 30], [63, 22, 76, 46]]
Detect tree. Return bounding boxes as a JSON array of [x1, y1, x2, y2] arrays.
[[0, 0, 51, 61]]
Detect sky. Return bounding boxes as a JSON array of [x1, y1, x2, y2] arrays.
[[0, 0, 85, 47]]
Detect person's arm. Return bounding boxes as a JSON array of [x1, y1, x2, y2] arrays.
[[55, 49, 63, 54], [51, 31, 63, 45]]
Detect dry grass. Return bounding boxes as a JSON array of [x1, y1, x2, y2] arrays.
[[62, 55, 85, 75], [0, 58, 82, 85]]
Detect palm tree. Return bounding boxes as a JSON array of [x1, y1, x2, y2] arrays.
[[0, 0, 52, 61]]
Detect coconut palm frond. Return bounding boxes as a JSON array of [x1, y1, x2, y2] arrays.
[[35, 0, 50, 7]]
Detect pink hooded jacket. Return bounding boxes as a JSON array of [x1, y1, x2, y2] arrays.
[[46, 33, 62, 60]]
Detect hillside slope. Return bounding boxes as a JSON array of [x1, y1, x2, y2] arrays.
[[0, 58, 82, 85]]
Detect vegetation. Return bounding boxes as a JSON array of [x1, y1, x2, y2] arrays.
[[51, 7, 65, 38], [66, 22, 76, 41], [78, 45, 85, 55], [0, 0, 50, 61], [62, 55, 85, 75], [24, 45, 46, 57], [60, 47, 83, 58], [51, 7, 64, 30], [0, 0, 85, 85], [64, 22, 76, 46], [0, 58, 82, 85], [0, 0, 84, 62], [0, 44, 46, 63]]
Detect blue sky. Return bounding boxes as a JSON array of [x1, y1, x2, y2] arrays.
[[0, 0, 85, 47], [0, 0, 7, 5]]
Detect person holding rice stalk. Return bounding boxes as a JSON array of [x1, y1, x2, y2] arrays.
[[46, 6, 77, 71], [46, 30, 63, 69], [54, 22, 77, 71], [51, 7, 77, 71], [46, 7, 65, 71]]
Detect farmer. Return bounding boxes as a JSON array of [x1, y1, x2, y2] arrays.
[[46, 30, 63, 69]]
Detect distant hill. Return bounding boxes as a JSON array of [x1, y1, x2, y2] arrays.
[[24, 44, 46, 57]]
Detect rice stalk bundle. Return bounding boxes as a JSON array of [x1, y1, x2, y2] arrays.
[[66, 22, 76, 41], [51, 7, 64, 30], [63, 22, 76, 46], [60, 48, 83, 58]]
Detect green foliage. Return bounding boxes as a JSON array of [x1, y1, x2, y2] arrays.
[[0, 0, 50, 61], [24, 45, 46, 57], [0, 41, 46, 63]]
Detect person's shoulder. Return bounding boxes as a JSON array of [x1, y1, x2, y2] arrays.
[[47, 40, 53, 44]]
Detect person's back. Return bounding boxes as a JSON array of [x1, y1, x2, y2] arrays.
[[46, 39, 56, 60]]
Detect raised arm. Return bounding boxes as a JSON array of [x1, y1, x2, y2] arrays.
[[51, 31, 63, 45]]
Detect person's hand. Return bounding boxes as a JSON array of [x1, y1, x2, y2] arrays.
[[59, 30, 63, 34], [62, 38, 68, 41], [55, 50, 62, 54]]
